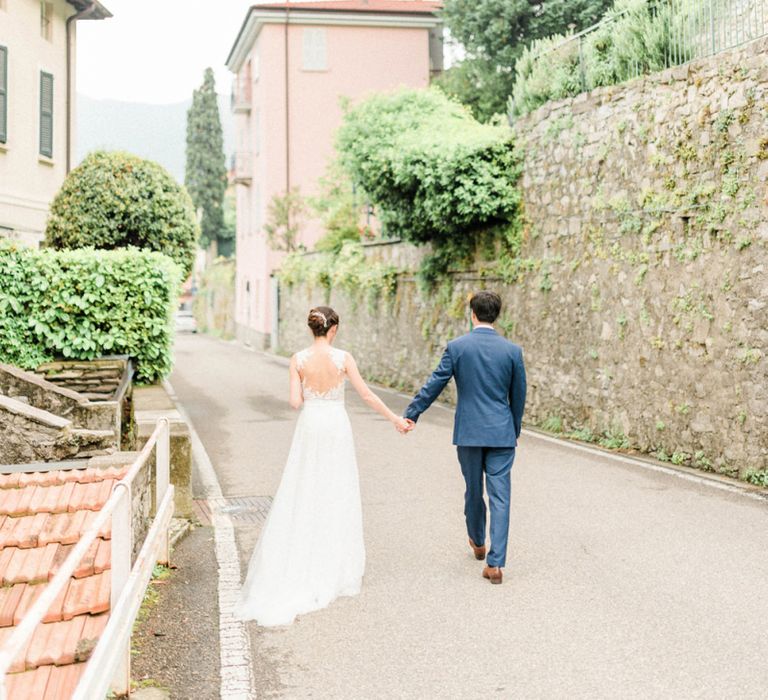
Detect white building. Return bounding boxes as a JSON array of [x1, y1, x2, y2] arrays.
[[0, 0, 111, 247]]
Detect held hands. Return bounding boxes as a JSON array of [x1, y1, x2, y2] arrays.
[[394, 417, 416, 435]]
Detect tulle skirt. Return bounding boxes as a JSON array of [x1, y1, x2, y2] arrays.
[[235, 400, 365, 626]]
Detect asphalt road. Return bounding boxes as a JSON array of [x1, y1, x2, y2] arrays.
[[170, 333, 768, 700]]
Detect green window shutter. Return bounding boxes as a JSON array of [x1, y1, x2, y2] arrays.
[[0, 47, 7, 144], [39, 71, 53, 158]]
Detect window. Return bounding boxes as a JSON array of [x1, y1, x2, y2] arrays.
[[40, 2, 53, 41], [39, 72, 53, 158], [0, 47, 7, 144], [302, 28, 327, 71]]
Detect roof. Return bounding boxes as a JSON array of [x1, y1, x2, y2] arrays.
[[251, 1, 441, 14], [227, 0, 442, 71], [0, 462, 130, 698], [66, 1, 112, 20]]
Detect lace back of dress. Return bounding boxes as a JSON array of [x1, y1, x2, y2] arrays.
[[296, 348, 346, 401]]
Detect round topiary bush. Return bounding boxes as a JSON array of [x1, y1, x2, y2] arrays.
[[45, 150, 199, 277]]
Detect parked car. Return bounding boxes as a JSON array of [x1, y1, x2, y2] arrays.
[[175, 309, 197, 333]]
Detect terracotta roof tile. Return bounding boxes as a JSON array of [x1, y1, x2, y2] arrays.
[[46, 661, 87, 697], [253, 1, 441, 13], [0, 584, 27, 628], [59, 615, 88, 666], [0, 546, 16, 576], [72, 539, 99, 579], [82, 510, 111, 539], [26, 618, 55, 670], [4, 662, 49, 694], [0, 512, 49, 549], [0, 464, 126, 694], [13, 582, 44, 626], [94, 539, 111, 574], [81, 611, 108, 642], [18, 486, 38, 516], [0, 473, 21, 489], [63, 571, 110, 620], [4, 547, 31, 585], [38, 510, 88, 547], [2, 489, 20, 517]]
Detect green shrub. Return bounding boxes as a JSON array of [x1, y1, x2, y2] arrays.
[[0, 241, 180, 382], [509, 0, 691, 119], [280, 242, 397, 306], [336, 89, 521, 246], [45, 151, 199, 277], [311, 161, 369, 254]]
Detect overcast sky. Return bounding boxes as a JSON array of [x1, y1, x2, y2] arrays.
[[76, 0, 254, 103], [77, 1, 459, 105]]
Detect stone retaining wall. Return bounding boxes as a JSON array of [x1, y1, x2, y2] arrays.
[[279, 38, 768, 477]]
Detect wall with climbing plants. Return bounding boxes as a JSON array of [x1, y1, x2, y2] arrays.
[[279, 37, 768, 482]]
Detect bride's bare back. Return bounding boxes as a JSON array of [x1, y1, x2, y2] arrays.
[[295, 347, 347, 401]]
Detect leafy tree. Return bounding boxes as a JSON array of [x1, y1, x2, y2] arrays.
[[264, 188, 307, 253], [336, 88, 520, 246], [439, 0, 613, 120], [45, 150, 198, 277], [311, 161, 370, 254], [185, 67, 228, 249]]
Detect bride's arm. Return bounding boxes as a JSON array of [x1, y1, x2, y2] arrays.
[[345, 353, 409, 430], [288, 355, 303, 409]]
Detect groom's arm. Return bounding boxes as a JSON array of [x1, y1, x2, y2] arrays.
[[509, 348, 527, 440], [404, 347, 454, 423]]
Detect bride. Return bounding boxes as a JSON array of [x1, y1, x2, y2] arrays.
[[235, 306, 410, 626]]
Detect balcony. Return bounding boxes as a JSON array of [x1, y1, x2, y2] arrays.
[[231, 76, 252, 114], [233, 151, 253, 185]]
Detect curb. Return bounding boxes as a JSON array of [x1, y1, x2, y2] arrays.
[[163, 379, 257, 700]]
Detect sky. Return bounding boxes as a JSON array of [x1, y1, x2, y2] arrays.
[[77, 0, 255, 104], [76, 0, 461, 105]]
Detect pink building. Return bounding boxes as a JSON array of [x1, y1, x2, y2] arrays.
[[226, 0, 443, 349]]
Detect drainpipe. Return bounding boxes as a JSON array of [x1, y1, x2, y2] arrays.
[[284, 3, 291, 195], [65, 1, 98, 173]]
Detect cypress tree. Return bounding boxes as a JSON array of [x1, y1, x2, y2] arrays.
[[185, 68, 227, 250]]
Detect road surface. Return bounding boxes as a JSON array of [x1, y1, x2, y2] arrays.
[[170, 333, 768, 699]]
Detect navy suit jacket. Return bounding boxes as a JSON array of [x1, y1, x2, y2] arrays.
[[405, 327, 527, 447]]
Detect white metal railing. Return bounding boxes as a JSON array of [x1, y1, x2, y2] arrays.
[[0, 418, 174, 699]]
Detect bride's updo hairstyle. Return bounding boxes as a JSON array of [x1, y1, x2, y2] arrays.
[[307, 306, 339, 337]]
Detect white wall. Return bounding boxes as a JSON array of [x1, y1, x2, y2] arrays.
[[0, 0, 76, 247]]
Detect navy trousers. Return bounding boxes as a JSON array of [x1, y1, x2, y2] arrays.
[[456, 446, 516, 568]]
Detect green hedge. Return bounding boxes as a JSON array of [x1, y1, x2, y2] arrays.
[[510, 0, 686, 118], [45, 151, 199, 277], [336, 89, 521, 246], [0, 242, 180, 383]]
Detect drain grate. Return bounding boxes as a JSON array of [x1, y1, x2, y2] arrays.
[[193, 496, 273, 526]]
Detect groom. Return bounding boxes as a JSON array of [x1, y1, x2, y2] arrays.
[[402, 291, 526, 584]]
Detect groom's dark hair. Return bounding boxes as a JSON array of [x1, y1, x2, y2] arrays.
[[470, 291, 502, 323]]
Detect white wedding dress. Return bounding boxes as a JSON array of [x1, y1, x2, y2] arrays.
[[235, 346, 366, 626]]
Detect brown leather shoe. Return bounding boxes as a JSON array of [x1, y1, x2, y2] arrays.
[[482, 566, 503, 584], [468, 538, 486, 561]]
